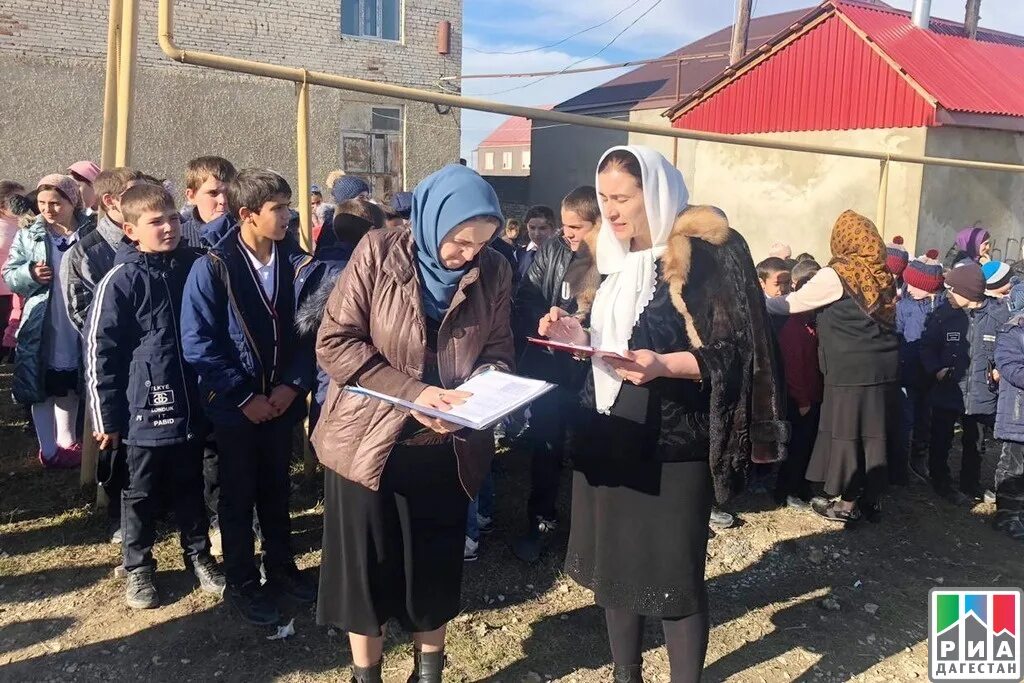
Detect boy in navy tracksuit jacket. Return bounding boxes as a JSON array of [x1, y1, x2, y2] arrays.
[[993, 285, 1024, 542], [181, 169, 314, 626], [920, 263, 992, 505], [85, 185, 223, 609]]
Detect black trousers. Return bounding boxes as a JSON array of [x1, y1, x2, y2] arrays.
[[214, 418, 294, 588], [122, 441, 209, 572], [929, 410, 992, 493], [524, 387, 573, 525], [99, 443, 128, 522], [995, 440, 1024, 514], [202, 438, 220, 526], [775, 401, 819, 502]]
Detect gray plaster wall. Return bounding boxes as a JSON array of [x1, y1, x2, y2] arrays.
[[920, 127, 1024, 263], [0, 0, 461, 192], [529, 114, 628, 212]]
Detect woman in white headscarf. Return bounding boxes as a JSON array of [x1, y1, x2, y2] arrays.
[[540, 146, 786, 683]]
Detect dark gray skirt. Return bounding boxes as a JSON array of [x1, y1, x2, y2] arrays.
[[807, 382, 899, 501], [316, 442, 469, 636]]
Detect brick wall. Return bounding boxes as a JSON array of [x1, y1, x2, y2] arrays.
[[0, 0, 462, 192]]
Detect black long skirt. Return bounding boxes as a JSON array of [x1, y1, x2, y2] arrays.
[[565, 454, 713, 619], [316, 442, 469, 636], [807, 382, 898, 502]]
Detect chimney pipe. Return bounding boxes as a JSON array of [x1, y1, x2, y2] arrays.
[[965, 0, 981, 39], [911, 0, 932, 29], [729, 0, 752, 65]]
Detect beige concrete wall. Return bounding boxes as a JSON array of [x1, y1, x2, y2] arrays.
[[920, 127, 1024, 263], [0, 0, 461, 193], [683, 128, 927, 262]]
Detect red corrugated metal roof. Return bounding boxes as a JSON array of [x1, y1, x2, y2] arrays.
[[668, 0, 1024, 133], [839, 2, 1024, 118], [478, 107, 551, 148], [673, 12, 934, 133]]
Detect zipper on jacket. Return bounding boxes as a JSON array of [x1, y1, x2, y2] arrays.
[[209, 252, 268, 395], [163, 277, 193, 440]]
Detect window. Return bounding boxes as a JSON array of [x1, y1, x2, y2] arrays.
[[341, 0, 400, 40], [371, 107, 402, 131], [502, 152, 513, 170], [484, 152, 495, 171], [521, 150, 531, 171]]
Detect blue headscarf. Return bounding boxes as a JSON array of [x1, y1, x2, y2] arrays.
[[411, 164, 503, 320]]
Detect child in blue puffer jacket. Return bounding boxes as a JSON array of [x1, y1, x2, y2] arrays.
[[992, 283, 1024, 542], [896, 251, 945, 484]]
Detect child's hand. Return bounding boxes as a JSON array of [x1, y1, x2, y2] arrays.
[[93, 431, 120, 449], [798, 405, 811, 417], [936, 367, 951, 381], [268, 385, 299, 415], [241, 395, 277, 423], [31, 261, 52, 284], [992, 368, 1001, 383]]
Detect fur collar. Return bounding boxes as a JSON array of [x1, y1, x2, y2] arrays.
[[661, 205, 732, 348]]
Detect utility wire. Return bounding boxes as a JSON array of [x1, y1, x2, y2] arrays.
[[464, 0, 645, 55], [453, 0, 666, 98]]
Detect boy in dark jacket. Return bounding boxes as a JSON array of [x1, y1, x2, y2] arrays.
[[993, 285, 1024, 542], [179, 156, 237, 250], [181, 169, 314, 625], [85, 185, 223, 609], [774, 259, 823, 510], [896, 251, 945, 483], [510, 186, 600, 562], [920, 263, 988, 506]]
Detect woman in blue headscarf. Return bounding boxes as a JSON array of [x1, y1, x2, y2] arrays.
[[313, 164, 514, 683]]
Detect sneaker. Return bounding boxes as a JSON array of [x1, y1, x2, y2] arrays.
[[994, 513, 1024, 541], [226, 581, 280, 625], [785, 496, 810, 511], [811, 498, 860, 523], [983, 489, 997, 505], [709, 509, 735, 530], [192, 554, 226, 596], [476, 514, 494, 536], [860, 501, 883, 524], [909, 458, 930, 483], [264, 564, 317, 603], [511, 517, 556, 564], [109, 521, 123, 544], [464, 536, 479, 562], [125, 567, 159, 609]]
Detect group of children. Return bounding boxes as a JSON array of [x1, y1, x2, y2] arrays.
[[755, 231, 1024, 542]]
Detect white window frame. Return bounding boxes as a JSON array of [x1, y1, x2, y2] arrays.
[[484, 152, 495, 171], [502, 151, 513, 170], [521, 150, 531, 171], [341, 0, 401, 41]]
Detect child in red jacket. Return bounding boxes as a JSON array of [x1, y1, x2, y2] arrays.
[[774, 259, 824, 510]]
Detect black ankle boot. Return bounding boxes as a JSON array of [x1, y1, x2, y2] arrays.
[[407, 650, 446, 683], [351, 662, 382, 683], [613, 663, 643, 683]]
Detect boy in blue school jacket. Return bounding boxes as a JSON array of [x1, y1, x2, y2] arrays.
[[181, 169, 315, 626], [85, 185, 224, 609], [993, 284, 1024, 542], [920, 263, 989, 506]]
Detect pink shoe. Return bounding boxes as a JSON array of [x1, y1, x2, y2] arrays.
[[40, 444, 82, 469]]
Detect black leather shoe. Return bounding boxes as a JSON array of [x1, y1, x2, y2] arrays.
[[125, 567, 159, 609], [407, 651, 446, 683], [265, 564, 317, 603], [351, 662, 382, 683], [613, 664, 644, 683], [225, 581, 279, 625]]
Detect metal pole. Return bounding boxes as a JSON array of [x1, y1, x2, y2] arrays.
[[876, 159, 890, 235], [155, 0, 1024, 175], [965, 0, 981, 39], [912, 0, 932, 29], [730, 0, 752, 65], [296, 81, 312, 253], [115, 0, 138, 166], [100, 0, 122, 170]]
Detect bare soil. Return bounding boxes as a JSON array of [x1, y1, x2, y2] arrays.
[[1, 362, 1021, 682]]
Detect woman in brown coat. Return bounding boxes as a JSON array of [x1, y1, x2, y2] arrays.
[[313, 164, 513, 683]]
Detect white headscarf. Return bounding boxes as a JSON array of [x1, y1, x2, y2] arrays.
[[590, 145, 690, 414]]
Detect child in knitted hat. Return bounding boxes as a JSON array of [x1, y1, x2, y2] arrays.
[[885, 236, 909, 284], [922, 261, 1006, 506], [896, 249, 946, 484], [983, 260, 1013, 298]]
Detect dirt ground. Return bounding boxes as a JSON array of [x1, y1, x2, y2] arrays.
[[1, 362, 1022, 683]]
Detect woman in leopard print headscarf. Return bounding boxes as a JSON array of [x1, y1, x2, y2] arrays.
[[767, 210, 899, 524]]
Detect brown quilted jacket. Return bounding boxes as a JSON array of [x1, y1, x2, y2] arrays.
[[312, 228, 514, 497]]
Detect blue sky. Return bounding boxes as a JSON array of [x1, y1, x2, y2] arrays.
[[458, 0, 1024, 162]]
